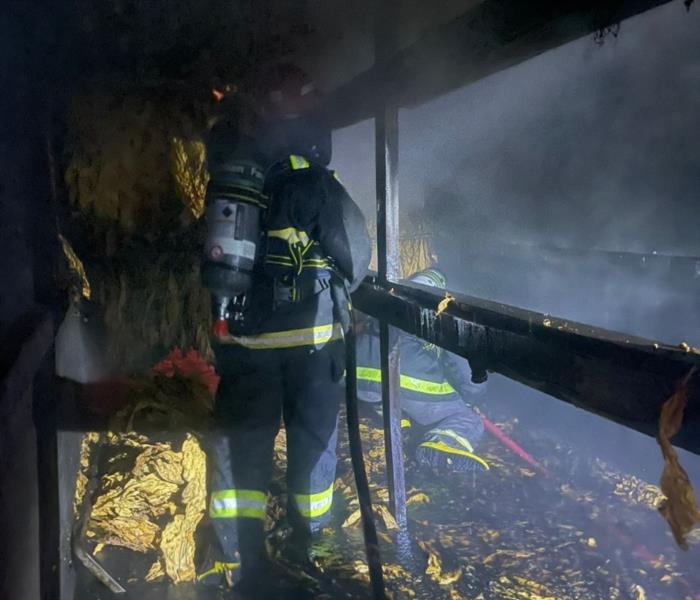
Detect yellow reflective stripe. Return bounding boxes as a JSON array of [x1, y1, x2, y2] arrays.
[[210, 489, 267, 519], [266, 257, 328, 269], [401, 418, 411, 428], [265, 255, 294, 266], [431, 428, 474, 452], [355, 367, 456, 395], [356, 367, 381, 382], [401, 374, 455, 395], [419, 441, 490, 470], [197, 562, 240, 582], [289, 154, 310, 170], [268, 227, 311, 246], [220, 323, 343, 349], [294, 483, 334, 518], [303, 259, 330, 268]]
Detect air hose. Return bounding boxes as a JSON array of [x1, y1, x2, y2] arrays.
[[345, 320, 386, 599]]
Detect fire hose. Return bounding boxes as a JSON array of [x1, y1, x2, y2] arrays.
[[345, 322, 387, 599], [481, 415, 548, 476]]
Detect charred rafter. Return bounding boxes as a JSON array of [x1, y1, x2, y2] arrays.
[[322, 0, 673, 128]]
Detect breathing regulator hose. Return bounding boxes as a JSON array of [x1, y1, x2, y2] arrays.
[[345, 315, 387, 599]]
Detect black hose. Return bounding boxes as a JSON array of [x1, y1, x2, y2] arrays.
[[345, 321, 386, 599]]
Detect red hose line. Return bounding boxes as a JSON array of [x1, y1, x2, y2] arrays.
[[481, 416, 548, 476]]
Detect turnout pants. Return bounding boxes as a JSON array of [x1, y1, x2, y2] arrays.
[[360, 393, 486, 463], [402, 398, 487, 468], [209, 340, 343, 570]]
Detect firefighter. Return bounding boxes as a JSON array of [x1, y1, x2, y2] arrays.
[[202, 65, 371, 595], [355, 268, 490, 473]]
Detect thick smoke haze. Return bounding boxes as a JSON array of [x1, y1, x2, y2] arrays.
[[333, 1, 699, 345], [332, 2, 699, 484]]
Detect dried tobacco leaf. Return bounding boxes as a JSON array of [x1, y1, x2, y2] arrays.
[[406, 492, 430, 506], [145, 560, 165, 582], [65, 91, 207, 235], [171, 137, 209, 219], [59, 234, 92, 299], [593, 459, 665, 510], [436, 294, 455, 317], [84, 432, 207, 583], [374, 504, 400, 531], [656, 367, 700, 549], [74, 432, 100, 517], [161, 514, 196, 583], [489, 575, 561, 600], [365, 212, 436, 278], [342, 509, 362, 529]]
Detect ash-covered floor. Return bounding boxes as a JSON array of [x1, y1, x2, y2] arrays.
[[75, 402, 700, 600], [325, 408, 700, 600]]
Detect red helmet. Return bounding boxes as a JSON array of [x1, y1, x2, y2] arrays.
[[257, 63, 320, 119]]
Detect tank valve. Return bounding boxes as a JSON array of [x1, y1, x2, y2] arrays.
[[211, 297, 231, 338]]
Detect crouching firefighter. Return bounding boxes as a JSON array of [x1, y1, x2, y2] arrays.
[[355, 268, 490, 474], [199, 65, 371, 595]]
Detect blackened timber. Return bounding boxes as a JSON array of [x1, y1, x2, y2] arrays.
[[322, 0, 672, 129], [352, 277, 700, 455], [380, 322, 407, 526], [375, 107, 400, 283], [376, 99, 405, 523]]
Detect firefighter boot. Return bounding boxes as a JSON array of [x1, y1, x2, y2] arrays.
[[279, 523, 338, 571], [415, 443, 489, 474], [196, 523, 239, 588], [232, 555, 314, 600]]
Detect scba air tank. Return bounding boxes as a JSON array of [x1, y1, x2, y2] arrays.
[[201, 131, 266, 336]]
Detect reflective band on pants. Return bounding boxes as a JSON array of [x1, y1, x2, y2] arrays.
[[356, 366, 456, 395], [218, 323, 343, 350], [293, 483, 334, 519], [210, 489, 267, 519]]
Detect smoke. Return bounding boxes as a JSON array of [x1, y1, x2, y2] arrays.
[[333, 1, 700, 345], [399, 3, 699, 253], [331, 1, 700, 481]]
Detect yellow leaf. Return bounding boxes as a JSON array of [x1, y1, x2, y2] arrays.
[[436, 294, 455, 317], [407, 493, 430, 506], [342, 508, 362, 528]]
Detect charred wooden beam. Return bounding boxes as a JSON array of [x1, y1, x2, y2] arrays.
[[375, 0, 407, 528], [322, 0, 672, 129], [352, 276, 700, 454], [375, 107, 406, 523]]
